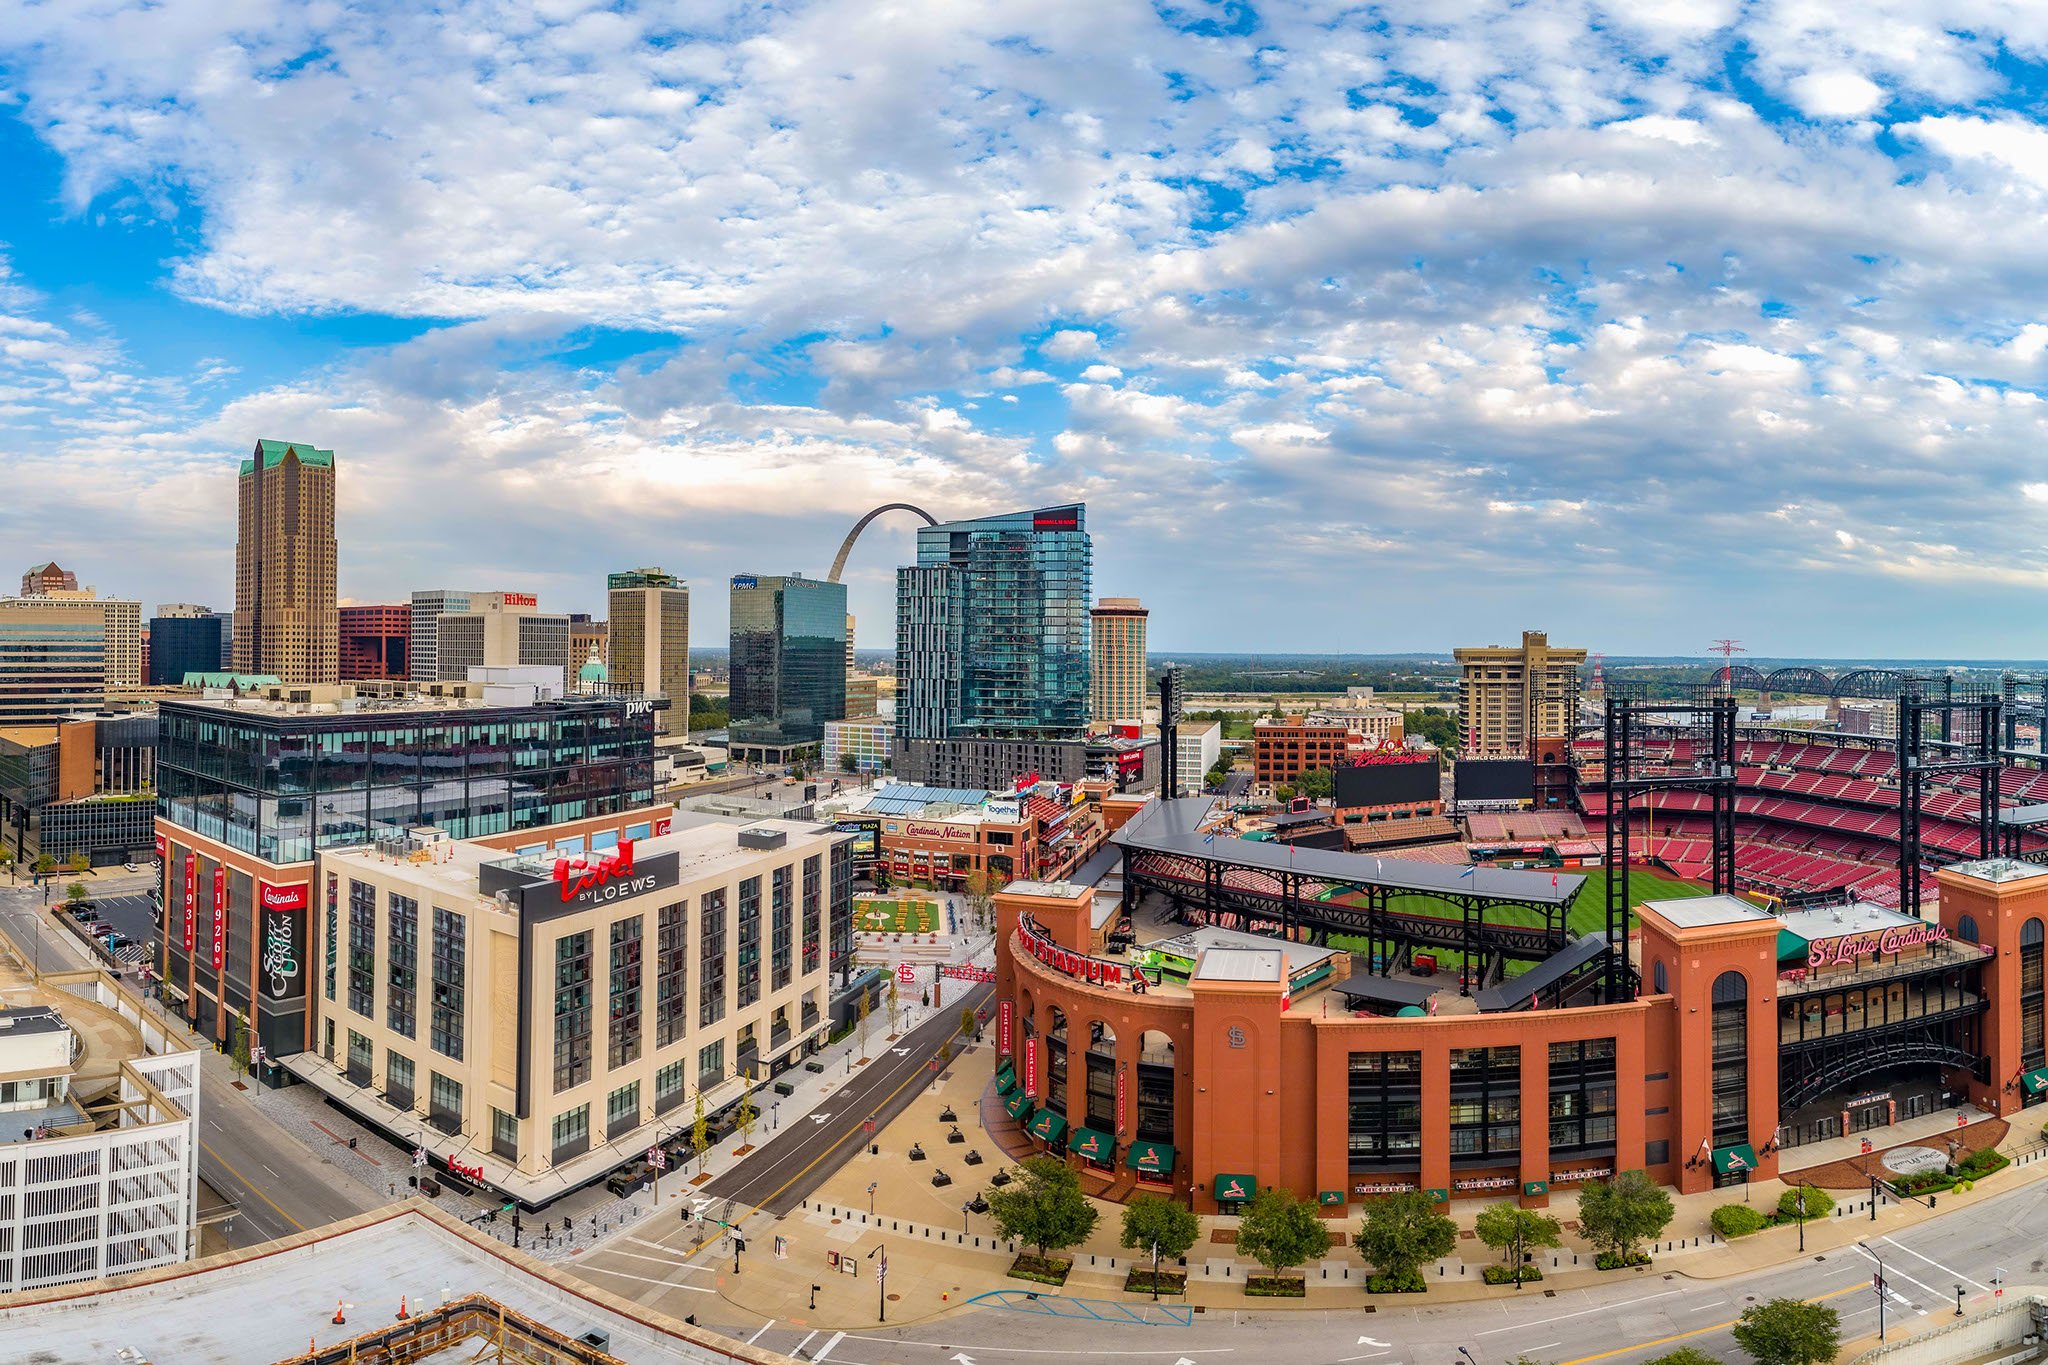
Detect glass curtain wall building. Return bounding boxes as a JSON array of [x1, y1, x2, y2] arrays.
[[729, 574, 847, 750], [157, 698, 657, 864], [896, 505, 1091, 742]]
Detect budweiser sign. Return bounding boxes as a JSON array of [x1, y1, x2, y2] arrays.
[[1807, 922, 1950, 969]]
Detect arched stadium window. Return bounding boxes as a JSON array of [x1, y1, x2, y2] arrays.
[[1653, 960, 1668, 994], [2024, 918, 2045, 948], [1956, 915, 1979, 944], [1711, 970, 1747, 1004]]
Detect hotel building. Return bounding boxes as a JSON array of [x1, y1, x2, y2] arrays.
[[291, 814, 853, 1204], [232, 439, 339, 685]]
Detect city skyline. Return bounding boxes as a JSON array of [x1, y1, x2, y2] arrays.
[[7, 8, 2048, 655]]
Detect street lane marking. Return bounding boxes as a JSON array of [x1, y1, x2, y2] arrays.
[[1854, 1243, 1938, 1305], [747, 1320, 777, 1344], [572, 1263, 713, 1293], [814, 1331, 846, 1361], [1555, 1283, 1865, 1365], [1477, 1290, 1679, 1335], [198, 1140, 304, 1232], [793, 1330, 819, 1357], [591, 1247, 712, 1272], [1881, 1235, 1988, 1292], [836, 1341, 1232, 1357]]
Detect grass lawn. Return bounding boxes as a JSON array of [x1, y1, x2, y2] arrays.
[[855, 894, 939, 934]]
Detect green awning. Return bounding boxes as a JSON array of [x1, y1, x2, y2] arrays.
[[1127, 1140, 1176, 1177], [1027, 1110, 1068, 1145], [1317, 1189, 1346, 1206], [1005, 1091, 1035, 1121], [1067, 1125, 1115, 1163], [995, 1059, 1015, 1085], [1712, 1143, 1759, 1176], [995, 1068, 1017, 1096], [1776, 928, 1809, 962], [2023, 1067, 2048, 1096], [1213, 1172, 1256, 1202]]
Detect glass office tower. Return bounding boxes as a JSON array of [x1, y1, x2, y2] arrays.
[[896, 504, 1091, 741], [729, 574, 848, 749]]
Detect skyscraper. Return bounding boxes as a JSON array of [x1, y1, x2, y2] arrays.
[[434, 592, 571, 688], [20, 562, 77, 597], [896, 504, 1091, 742], [729, 574, 847, 759], [2, 589, 141, 690], [0, 599, 104, 723], [338, 604, 410, 680], [606, 569, 690, 735], [232, 439, 338, 684], [1089, 597, 1148, 728], [408, 589, 477, 682], [148, 605, 226, 685], [1454, 629, 1586, 757]]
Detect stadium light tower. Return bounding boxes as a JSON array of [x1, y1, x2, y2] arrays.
[[1710, 639, 1746, 695]]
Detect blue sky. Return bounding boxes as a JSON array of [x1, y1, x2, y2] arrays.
[[5, 1, 2048, 655]]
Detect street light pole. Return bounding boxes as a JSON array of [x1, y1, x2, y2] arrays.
[[868, 1180, 878, 1218], [1863, 1243, 1887, 1342], [1796, 1191, 1805, 1254]]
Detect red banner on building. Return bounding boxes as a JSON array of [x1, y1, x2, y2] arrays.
[[182, 854, 197, 953], [1024, 1037, 1038, 1095], [1115, 1061, 1128, 1135], [997, 1000, 1013, 1057], [212, 867, 227, 971]]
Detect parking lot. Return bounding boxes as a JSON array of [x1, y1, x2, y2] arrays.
[[52, 888, 159, 970]]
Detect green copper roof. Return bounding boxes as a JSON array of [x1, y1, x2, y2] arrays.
[[240, 439, 335, 475]]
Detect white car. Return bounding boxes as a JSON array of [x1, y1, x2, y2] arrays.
[[123, 863, 138, 872]]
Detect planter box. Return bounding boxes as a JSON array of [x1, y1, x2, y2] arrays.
[[1007, 1254, 1073, 1286], [1245, 1274, 1307, 1298], [1123, 1269, 1188, 1295]]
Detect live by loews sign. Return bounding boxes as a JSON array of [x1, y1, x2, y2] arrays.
[[483, 840, 680, 919]]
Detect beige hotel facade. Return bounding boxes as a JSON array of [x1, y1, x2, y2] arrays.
[[291, 813, 851, 1206]]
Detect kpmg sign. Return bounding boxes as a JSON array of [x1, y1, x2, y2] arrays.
[[481, 840, 682, 920]]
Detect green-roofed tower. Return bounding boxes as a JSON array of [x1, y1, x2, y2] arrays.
[[234, 439, 339, 684]]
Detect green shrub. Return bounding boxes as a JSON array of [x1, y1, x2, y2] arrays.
[[1712, 1204, 1768, 1238], [1244, 1274, 1306, 1297], [1595, 1250, 1652, 1271], [1006, 1254, 1072, 1285], [1957, 1148, 2009, 1180], [1367, 1269, 1427, 1293], [1483, 1264, 1544, 1284], [1892, 1171, 1955, 1196], [1776, 1186, 1833, 1220]]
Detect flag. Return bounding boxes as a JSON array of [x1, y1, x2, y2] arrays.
[[1203, 832, 1216, 845], [1551, 875, 1559, 888], [1530, 992, 1539, 1010], [1426, 996, 1438, 1016], [1459, 864, 1475, 879]]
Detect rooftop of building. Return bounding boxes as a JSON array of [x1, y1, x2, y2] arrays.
[[0, 1202, 793, 1365], [161, 684, 643, 721], [0, 1006, 69, 1037], [1642, 893, 1779, 930], [239, 437, 334, 474], [1777, 900, 1924, 942], [1941, 856, 2048, 885], [1146, 925, 1343, 981]]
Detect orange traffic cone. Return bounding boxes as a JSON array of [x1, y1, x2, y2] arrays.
[[332, 1300, 347, 1325], [397, 1295, 409, 1321]]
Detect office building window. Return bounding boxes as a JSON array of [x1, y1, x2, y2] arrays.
[[655, 901, 688, 1048], [430, 908, 465, 1061], [385, 1051, 415, 1111], [346, 879, 376, 1019], [491, 1107, 518, 1162], [324, 875, 338, 1001], [771, 865, 793, 992], [697, 1039, 724, 1091], [1548, 1038, 1618, 1153], [428, 1072, 462, 1134], [1347, 1051, 1423, 1166], [1448, 1046, 1520, 1161], [1711, 972, 1749, 1152], [606, 1081, 640, 1140], [345, 1029, 373, 1087], [554, 929, 595, 1093], [609, 915, 644, 1070], [386, 893, 418, 1040], [551, 1103, 590, 1164], [655, 1059, 685, 1112], [801, 855, 821, 974], [698, 888, 727, 1028], [736, 875, 761, 1008]]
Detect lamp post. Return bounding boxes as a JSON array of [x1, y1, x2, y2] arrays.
[[867, 1243, 888, 1323], [868, 1181, 878, 1218], [1863, 1242, 1888, 1343], [1795, 1191, 1806, 1254], [961, 1201, 971, 1237], [1955, 1283, 1965, 1317], [1151, 1238, 1161, 1303]]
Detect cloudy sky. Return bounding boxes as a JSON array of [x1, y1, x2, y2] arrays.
[[4, 1, 2048, 656]]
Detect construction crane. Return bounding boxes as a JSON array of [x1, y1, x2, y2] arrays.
[[1710, 639, 1746, 696]]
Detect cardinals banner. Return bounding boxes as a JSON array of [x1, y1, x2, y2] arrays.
[[997, 1000, 1013, 1057], [182, 855, 197, 953], [211, 867, 227, 971]]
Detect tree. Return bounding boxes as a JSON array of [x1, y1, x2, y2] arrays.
[[1296, 768, 1334, 802], [66, 850, 90, 876], [840, 753, 858, 774], [1731, 1298, 1841, 1365], [1273, 783, 1296, 803], [1578, 1170, 1674, 1264], [1353, 1190, 1457, 1287], [32, 852, 56, 879], [856, 980, 873, 1057], [959, 1006, 978, 1043], [872, 866, 893, 894], [1407, 707, 1461, 756], [1643, 1350, 1720, 1365], [689, 1092, 711, 1172], [985, 1153, 1098, 1261], [886, 971, 900, 1028], [229, 1010, 253, 1076], [66, 881, 89, 904], [735, 1097, 757, 1148], [1473, 1201, 1561, 1279], [1121, 1191, 1200, 1262], [962, 868, 999, 931], [1205, 760, 1231, 789], [1235, 1187, 1331, 1281]]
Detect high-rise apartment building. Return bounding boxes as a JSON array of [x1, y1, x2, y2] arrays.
[[729, 574, 846, 758], [409, 589, 486, 682], [1454, 630, 1586, 757], [895, 505, 1091, 743], [20, 562, 77, 596], [435, 593, 571, 689], [0, 599, 104, 724], [606, 570, 690, 735], [232, 439, 338, 684], [148, 606, 226, 685], [1089, 597, 1148, 728], [3, 590, 140, 690], [337, 604, 409, 680], [844, 613, 857, 685]]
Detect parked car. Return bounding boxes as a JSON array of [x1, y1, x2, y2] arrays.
[[102, 934, 133, 951], [69, 907, 102, 923]]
